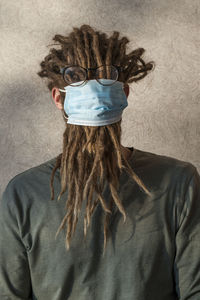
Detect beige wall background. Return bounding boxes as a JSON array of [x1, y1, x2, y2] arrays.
[[0, 0, 199, 195]]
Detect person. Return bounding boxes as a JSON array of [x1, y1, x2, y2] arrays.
[[0, 24, 199, 300]]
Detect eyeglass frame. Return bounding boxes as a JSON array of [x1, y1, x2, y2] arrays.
[[59, 64, 123, 86]]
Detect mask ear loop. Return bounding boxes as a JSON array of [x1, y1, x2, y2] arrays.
[[59, 89, 69, 121], [62, 110, 68, 121]]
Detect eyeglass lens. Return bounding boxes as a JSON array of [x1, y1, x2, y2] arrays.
[[63, 65, 118, 86]]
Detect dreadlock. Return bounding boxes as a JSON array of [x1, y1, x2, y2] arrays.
[[37, 24, 155, 255]]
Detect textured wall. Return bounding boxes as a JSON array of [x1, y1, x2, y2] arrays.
[[0, 0, 199, 194]]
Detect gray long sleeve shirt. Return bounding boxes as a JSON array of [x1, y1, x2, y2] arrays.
[[0, 147, 200, 300]]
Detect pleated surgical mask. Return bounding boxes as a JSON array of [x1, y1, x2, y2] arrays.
[[59, 79, 128, 126]]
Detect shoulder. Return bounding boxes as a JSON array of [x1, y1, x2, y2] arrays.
[[133, 148, 197, 192], [1, 157, 58, 207], [134, 147, 196, 173]]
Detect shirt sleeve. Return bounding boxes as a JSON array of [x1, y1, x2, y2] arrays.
[[174, 166, 200, 299], [0, 181, 32, 299]]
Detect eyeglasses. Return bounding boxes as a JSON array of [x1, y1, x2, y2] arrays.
[[60, 65, 122, 86]]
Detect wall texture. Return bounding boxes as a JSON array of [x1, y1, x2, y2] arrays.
[[0, 0, 199, 194]]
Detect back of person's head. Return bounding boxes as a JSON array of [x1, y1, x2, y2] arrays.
[[37, 24, 155, 254]]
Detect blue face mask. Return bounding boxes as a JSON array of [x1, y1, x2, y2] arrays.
[[59, 79, 128, 126]]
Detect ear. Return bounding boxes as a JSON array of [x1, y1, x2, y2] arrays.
[[52, 87, 63, 110], [123, 84, 129, 98]]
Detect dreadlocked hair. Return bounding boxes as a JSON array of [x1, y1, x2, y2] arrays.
[[37, 24, 155, 255]]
